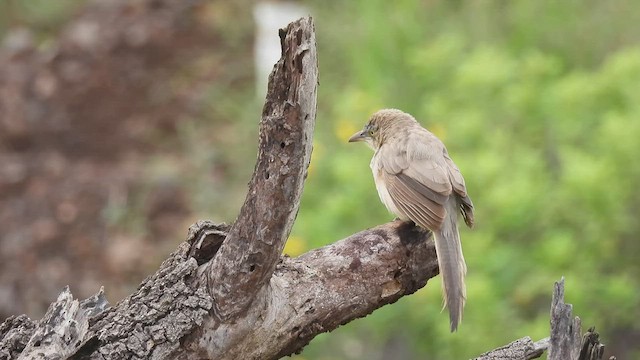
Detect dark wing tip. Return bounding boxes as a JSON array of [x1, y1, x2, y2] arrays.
[[458, 194, 474, 228]]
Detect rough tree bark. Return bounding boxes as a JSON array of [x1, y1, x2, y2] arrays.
[[548, 278, 608, 360], [474, 337, 548, 360]]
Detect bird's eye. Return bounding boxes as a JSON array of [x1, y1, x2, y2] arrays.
[[368, 129, 375, 136]]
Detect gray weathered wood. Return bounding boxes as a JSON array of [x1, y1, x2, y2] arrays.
[[206, 15, 318, 322], [578, 327, 606, 360], [473, 278, 612, 360], [549, 277, 583, 360], [474, 336, 548, 360], [547, 278, 609, 360], [0, 316, 35, 359], [18, 287, 108, 359], [190, 221, 437, 359], [0, 221, 437, 359]]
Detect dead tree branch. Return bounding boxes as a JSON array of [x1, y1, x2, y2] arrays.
[[474, 336, 548, 360], [548, 278, 608, 360], [549, 277, 583, 360], [475, 278, 611, 360], [0, 17, 440, 360], [206, 15, 317, 321]]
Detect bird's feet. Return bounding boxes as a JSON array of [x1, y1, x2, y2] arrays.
[[393, 217, 416, 227]]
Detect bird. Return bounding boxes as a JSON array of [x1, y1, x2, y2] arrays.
[[348, 109, 474, 332]]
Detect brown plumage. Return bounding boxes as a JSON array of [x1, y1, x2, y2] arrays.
[[349, 109, 474, 332]]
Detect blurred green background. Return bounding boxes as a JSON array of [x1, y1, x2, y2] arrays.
[[1, 0, 639, 359]]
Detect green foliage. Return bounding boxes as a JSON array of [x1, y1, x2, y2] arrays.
[[290, 0, 640, 358], [0, 0, 84, 37]]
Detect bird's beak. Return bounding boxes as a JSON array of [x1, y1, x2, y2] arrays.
[[348, 130, 367, 143]]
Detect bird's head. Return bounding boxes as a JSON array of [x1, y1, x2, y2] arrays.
[[348, 109, 416, 149]]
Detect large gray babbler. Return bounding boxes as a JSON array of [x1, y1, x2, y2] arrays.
[[349, 109, 475, 332]]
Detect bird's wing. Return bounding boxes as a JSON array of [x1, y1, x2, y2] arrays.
[[443, 151, 474, 228], [443, 151, 466, 196], [378, 133, 452, 230]]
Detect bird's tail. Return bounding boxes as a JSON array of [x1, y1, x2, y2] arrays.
[[434, 198, 467, 332]]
